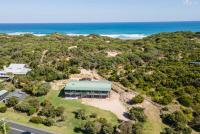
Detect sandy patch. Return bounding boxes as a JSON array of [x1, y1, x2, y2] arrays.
[[145, 71, 154, 75], [50, 79, 69, 90], [68, 46, 77, 50], [70, 69, 101, 80], [178, 53, 183, 60], [82, 91, 128, 121], [107, 51, 121, 57]]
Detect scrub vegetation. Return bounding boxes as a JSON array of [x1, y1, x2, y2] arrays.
[[0, 31, 199, 133]]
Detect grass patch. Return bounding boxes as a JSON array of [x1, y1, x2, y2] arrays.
[[142, 118, 165, 134]]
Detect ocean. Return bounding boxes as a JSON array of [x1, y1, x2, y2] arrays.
[[0, 21, 200, 39]]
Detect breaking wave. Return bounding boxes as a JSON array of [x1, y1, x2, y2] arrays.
[[6, 32, 147, 39]]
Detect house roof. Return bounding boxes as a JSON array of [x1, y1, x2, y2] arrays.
[[6, 90, 27, 100], [0, 90, 8, 96], [8, 64, 26, 69], [4, 63, 31, 75], [64, 80, 112, 92], [0, 71, 6, 74]]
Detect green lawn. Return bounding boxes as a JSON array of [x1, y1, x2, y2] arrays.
[[0, 90, 118, 134]]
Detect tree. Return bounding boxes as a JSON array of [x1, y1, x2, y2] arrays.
[[6, 97, 19, 107], [131, 95, 144, 104]]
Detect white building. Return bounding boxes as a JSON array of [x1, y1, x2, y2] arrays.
[[0, 64, 31, 77]]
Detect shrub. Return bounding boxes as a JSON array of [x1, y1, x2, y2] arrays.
[[32, 83, 50, 96], [101, 123, 114, 134], [132, 122, 143, 134], [28, 98, 40, 111], [0, 106, 7, 113], [82, 121, 101, 134], [120, 78, 130, 87], [117, 121, 133, 134], [41, 99, 52, 107], [14, 98, 38, 115], [128, 107, 147, 122], [131, 95, 144, 104], [39, 106, 56, 118], [161, 128, 178, 134], [160, 95, 173, 105], [90, 113, 97, 118], [14, 102, 31, 113], [42, 118, 54, 126], [162, 107, 169, 111], [28, 107, 36, 115], [24, 82, 50, 96], [189, 114, 200, 132], [177, 95, 192, 107], [55, 106, 65, 117], [69, 67, 80, 74], [75, 109, 87, 120], [161, 111, 189, 133], [59, 115, 66, 122], [6, 97, 19, 107], [30, 116, 43, 124]]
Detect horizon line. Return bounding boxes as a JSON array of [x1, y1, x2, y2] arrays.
[[0, 20, 200, 24]]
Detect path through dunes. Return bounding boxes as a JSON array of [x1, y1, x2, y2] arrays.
[[40, 50, 48, 64]]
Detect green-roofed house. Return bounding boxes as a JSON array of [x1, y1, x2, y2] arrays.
[[64, 80, 112, 98]]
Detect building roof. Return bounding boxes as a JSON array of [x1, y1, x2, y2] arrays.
[[0, 90, 8, 96], [0, 71, 6, 74], [189, 62, 200, 65], [4, 63, 31, 75], [0, 71, 9, 78], [8, 64, 26, 68], [64, 80, 112, 92], [6, 90, 27, 100]]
